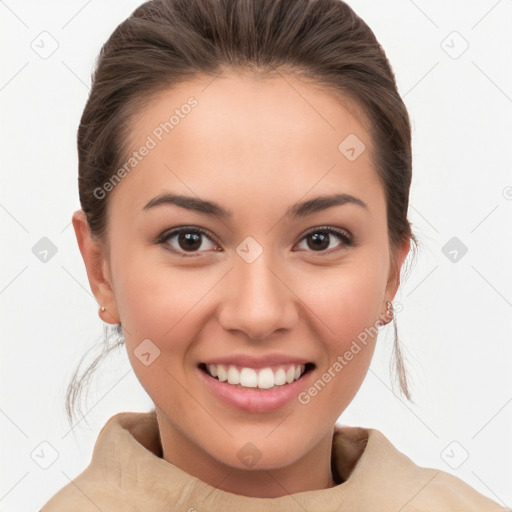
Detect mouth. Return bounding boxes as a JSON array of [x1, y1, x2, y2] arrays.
[[198, 362, 315, 390]]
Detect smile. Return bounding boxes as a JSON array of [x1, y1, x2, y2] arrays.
[[199, 363, 315, 390]]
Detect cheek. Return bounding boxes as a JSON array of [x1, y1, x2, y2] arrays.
[[111, 249, 225, 375], [296, 257, 386, 398], [110, 232, 190, 328], [301, 256, 386, 337], [113, 261, 203, 404], [115, 265, 202, 343]]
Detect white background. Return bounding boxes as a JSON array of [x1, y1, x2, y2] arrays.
[[1, 1, 511, 510]]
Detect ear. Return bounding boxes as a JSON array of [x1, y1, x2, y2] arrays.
[[72, 209, 120, 324], [385, 237, 411, 301]]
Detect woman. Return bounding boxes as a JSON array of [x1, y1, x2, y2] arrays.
[[40, 0, 505, 509]]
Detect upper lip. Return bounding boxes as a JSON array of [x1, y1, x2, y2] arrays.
[[200, 353, 314, 369]]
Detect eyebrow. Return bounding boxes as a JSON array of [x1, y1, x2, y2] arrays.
[[143, 192, 368, 219]]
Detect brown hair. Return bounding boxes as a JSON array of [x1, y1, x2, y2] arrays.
[[67, 0, 418, 426]]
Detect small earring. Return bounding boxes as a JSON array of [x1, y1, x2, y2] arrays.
[[100, 305, 106, 312], [379, 300, 393, 326]]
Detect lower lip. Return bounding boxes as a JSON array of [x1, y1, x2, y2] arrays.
[[198, 366, 313, 413]]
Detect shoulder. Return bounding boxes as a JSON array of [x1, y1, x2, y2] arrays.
[[40, 410, 159, 512], [411, 469, 508, 512], [367, 427, 507, 511], [39, 477, 134, 512], [334, 425, 507, 511]]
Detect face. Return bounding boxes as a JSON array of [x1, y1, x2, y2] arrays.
[[74, 71, 409, 490]]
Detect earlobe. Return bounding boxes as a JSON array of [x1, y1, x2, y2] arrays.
[[377, 300, 394, 326], [71, 209, 120, 324]]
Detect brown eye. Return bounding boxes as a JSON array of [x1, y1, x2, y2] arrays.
[[306, 232, 330, 251], [177, 232, 203, 251], [296, 227, 353, 253], [159, 227, 219, 255]]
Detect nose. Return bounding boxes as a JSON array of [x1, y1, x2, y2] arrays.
[[217, 252, 299, 341]]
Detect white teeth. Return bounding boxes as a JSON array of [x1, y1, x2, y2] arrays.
[[217, 364, 227, 382], [257, 368, 275, 389], [205, 363, 307, 389], [274, 368, 286, 386], [227, 366, 240, 385], [240, 368, 258, 387]]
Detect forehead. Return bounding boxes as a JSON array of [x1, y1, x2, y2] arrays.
[[110, 72, 384, 217]]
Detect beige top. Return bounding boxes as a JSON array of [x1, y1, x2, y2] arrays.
[[40, 410, 505, 511]]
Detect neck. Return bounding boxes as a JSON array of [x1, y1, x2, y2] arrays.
[[155, 410, 338, 498]]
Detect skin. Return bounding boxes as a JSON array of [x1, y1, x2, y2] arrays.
[[73, 71, 410, 498]]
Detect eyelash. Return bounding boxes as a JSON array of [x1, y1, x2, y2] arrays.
[[156, 225, 354, 258]]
